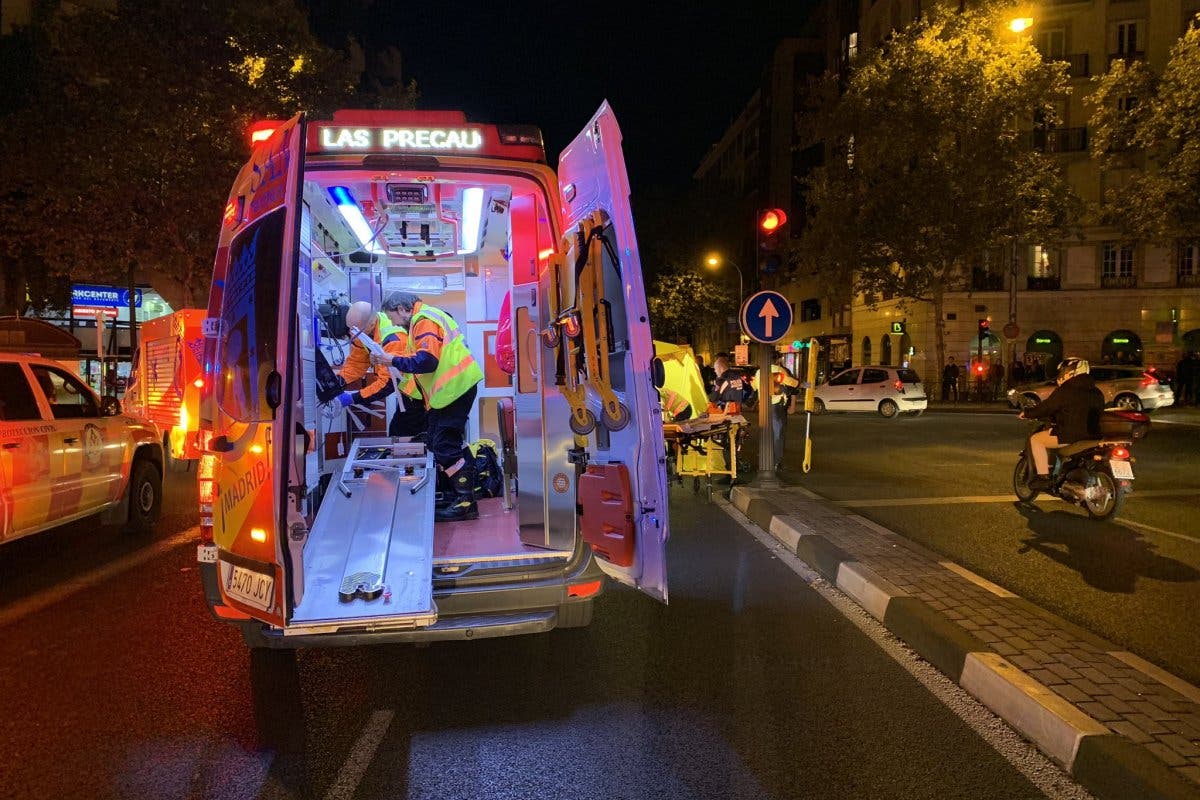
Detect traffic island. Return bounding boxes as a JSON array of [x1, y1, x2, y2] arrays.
[[729, 486, 1200, 800]]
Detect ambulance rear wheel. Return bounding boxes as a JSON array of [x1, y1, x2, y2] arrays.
[[125, 458, 162, 534]]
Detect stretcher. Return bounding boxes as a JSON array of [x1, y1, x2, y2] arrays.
[[663, 412, 746, 499], [289, 438, 437, 632]]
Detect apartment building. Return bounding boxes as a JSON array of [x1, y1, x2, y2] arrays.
[[853, 0, 1200, 384]]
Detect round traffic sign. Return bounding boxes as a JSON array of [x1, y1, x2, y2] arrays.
[[1002, 321, 1020, 340], [739, 290, 793, 344]]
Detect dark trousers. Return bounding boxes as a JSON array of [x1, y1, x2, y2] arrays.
[[427, 384, 478, 471], [389, 394, 428, 438]]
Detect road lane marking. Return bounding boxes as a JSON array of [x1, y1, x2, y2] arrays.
[[714, 497, 1092, 800], [939, 561, 1018, 598], [1116, 518, 1200, 546], [323, 709, 394, 800], [834, 488, 1200, 508], [1108, 651, 1200, 706], [0, 528, 195, 629]]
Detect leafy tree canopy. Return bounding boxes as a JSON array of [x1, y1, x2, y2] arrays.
[[1089, 19, 1200, 242], [0, 0, 417, 315], [798, 2, 1075, 370], [647, 266, 736, 344]]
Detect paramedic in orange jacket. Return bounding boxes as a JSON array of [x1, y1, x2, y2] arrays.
[[338, 301, 428, 438], [369, 292, 484, 523]]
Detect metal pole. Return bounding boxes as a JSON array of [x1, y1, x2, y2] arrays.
[[751, 341, 780, 488], [802, 337, 818, 474]]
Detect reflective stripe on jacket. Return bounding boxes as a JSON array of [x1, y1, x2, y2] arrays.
[[408, 303, 483, 409], [376, 313, 420, 398]]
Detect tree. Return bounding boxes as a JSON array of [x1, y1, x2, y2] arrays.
[[1089, 19, 1200, 243], [0, 0, 416, 315], [647, 267, 736, 344], [798, 4, 1074, 375]]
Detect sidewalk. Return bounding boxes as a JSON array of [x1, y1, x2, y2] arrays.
[[729, 485, 1200, 800]]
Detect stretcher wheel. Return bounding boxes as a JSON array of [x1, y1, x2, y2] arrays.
[[602, 402, 631, 431], [569, 409, 597, 435], [541, 328, 560, 348], [692, 476, 701, 494]]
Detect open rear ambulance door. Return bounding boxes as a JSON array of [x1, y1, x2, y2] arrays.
[[203, 114, 305, 627], [557, 102, 669, 602]]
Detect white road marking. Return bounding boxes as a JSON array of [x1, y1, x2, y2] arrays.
[[1116, 518, 1200, 546], [1108, 651, 1200, 706], [323, 709, 394, 800], [834, 488, 1200, 508], [939, 561, 1018, 598], [714, 498, 1092, 800], [0, 528, 195, 629]]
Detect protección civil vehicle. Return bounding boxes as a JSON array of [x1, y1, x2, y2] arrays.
[[196, 103, 670, 647], [0, 352, 163, 542]]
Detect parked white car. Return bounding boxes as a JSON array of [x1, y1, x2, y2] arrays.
[[1006, 365, 1175, 412], [812, 366, 928, 418]]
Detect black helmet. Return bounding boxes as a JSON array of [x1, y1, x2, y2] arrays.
[[1056, 357, 1089, 385]]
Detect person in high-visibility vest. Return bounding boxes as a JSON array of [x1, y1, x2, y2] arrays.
[[371, 292, 484, 522], [752, 351, 800, 469], [659, 387, 692, 422], [341, 301, 427, 438]]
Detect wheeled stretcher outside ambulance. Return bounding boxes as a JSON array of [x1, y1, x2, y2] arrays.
[[195, 105, 669, 647]]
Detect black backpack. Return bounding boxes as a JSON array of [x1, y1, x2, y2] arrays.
[[471, 441, 504, 499]]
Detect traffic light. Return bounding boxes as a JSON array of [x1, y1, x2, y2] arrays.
[[977, 318, 990, 341], [757, 208, 788, 274]]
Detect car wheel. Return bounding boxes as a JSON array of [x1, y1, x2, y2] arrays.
[[812, 398, 826, 415], [125, 458, 162, 534], [1113, 393, 1142, 412], [878, 399, 899, 418]]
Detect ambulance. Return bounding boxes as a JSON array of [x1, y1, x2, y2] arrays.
[[196, 103, 670, 647], [125, 309, 206, 467]]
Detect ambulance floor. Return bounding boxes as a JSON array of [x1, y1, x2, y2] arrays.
[[433, 497, 572, 564]]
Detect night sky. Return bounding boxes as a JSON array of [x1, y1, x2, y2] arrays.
[[311, 1, 822, 192]]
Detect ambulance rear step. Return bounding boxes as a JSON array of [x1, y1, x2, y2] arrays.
[[288, 438, 437, 631]]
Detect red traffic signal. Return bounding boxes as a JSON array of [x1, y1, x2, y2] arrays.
[[759, 208, 788, 233]]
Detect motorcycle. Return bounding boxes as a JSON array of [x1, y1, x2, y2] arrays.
[[1012, 406, 1149, 520]]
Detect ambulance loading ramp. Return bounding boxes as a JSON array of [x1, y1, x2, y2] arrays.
[[289, 438, 437, 633]]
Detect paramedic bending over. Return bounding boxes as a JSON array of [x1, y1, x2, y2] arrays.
[[370, 292, 484, 523], [336, 302, 426, 437]]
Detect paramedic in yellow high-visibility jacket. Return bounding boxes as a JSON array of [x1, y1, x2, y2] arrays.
[[371, 292, 484, 523], [341, 301, 427, 438]]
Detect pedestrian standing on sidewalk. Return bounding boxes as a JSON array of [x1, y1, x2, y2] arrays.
[[941, 357, 960, 402], [989, 361, 1005, 401], [1188, 352, 1200, 406], [1176, 353, 1191, 405]]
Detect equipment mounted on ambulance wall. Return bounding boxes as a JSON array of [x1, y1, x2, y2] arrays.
[[194, 103, 670, 648]]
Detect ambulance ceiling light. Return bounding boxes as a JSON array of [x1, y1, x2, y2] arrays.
[[458, 187, 484, 255], [328, 186, 384, 254]]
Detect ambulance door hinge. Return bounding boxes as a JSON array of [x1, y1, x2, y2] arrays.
[[566, 446, 589, 468]]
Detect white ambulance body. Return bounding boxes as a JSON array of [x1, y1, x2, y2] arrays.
[[196, 105, 669, 646]]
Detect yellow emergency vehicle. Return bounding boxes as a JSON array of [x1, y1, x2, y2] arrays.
[[0, 352, 164, 542]]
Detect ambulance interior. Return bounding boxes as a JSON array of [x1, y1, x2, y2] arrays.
[[288, 167, 586, 627]]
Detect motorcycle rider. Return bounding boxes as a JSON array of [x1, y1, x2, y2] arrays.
[[1019, 357, 1105, 491]]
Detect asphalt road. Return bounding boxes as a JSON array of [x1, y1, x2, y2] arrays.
[[775, 409, 1200, 685], [0, 469, 1072, 799]]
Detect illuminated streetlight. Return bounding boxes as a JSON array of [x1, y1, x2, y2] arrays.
[[704, 252, 744, 306], [1009, 17, 1033, 34]]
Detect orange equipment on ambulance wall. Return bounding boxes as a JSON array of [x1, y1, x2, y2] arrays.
[[125, 309, 206, 463]]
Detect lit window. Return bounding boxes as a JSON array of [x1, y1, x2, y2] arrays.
[[1031, 245, 1057, 278]]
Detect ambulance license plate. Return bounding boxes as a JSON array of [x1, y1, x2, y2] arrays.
[[1110, 460, 1134, 480], [226, 564, 274, 611]]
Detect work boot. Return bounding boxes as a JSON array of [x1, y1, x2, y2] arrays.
[[435, 471, 478, 522]]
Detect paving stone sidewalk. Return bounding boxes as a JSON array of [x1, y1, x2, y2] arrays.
[[748, 487, 1200, 789]]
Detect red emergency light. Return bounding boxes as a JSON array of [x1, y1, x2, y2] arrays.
[[247, 120, 281, 147]]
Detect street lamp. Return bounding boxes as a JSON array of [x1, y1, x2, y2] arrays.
[[704, 253, 744, 307]]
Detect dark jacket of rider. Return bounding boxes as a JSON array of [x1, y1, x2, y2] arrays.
[[1025, 374, 1105, 443]]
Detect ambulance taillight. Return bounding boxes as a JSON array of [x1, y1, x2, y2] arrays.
[[247, 120, 282, 148], [197, 453, 216, 545]]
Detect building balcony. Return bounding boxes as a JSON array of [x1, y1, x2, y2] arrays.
[[1101, 273, 1137, 289], [1109, 51, 1146, 67], [1027, 275, 1061, 291], [1026, 127, 1088, 153], [1065, 53, 1089, 78], [969, 269, 1004, 291], [1179, 271, 1200, 288]]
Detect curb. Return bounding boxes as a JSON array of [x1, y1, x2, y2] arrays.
[[730, 487, 1200, 800]]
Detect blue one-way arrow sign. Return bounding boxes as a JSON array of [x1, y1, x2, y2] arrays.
[[739, 290, 793, 344]]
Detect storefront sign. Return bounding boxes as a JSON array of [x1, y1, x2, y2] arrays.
[[71, 284, 142, 309]]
